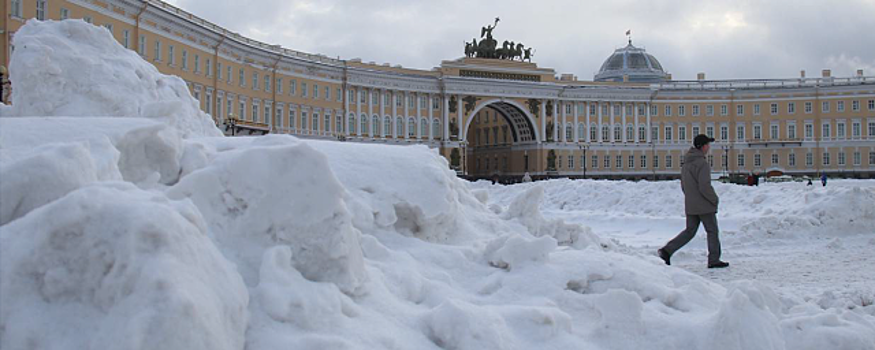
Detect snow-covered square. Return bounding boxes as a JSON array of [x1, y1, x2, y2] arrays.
[[1, 19, 874, 350]]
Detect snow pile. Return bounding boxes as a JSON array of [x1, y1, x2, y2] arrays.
[[2, 20, 874, 350], [0, 183, 248, 350], [4, 20, 220, 138]]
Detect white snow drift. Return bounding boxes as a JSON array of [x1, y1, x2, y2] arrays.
[[1, 20, 874, 350]]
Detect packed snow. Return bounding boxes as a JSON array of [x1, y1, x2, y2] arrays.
[[1, 20, 874, 350]]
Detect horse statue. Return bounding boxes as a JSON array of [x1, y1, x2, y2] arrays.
[[523, 47, 535, 62]]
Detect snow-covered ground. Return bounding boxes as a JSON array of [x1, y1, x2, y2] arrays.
[[2, 20, 874, 350]]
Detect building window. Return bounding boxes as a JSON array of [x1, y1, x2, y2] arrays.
[[804, 102, 812, 114], [591, 155, 598, 169], [36, 0, 47, 20], [788, 102, 796, 114], [302, 83, 308, 97], [227, 66, 232, 83], [854, 152, 861, 166], [753, 154, 761, 167], [290, 80, 297, 95], [650, 104, 658, 116], [265, 105, 272, 125], [252, 102, 259, 123], [616, 155, 622, 168], [822, 101, 830, 113], [123, 30, 130, 49], [629, 155, 635, 169], [640, 155, 647, 168], [692, 126, 700, 136], [770, 103, 778, 115], [837, 122, 846, 139], [239, 101, 246, 120], [666, 155, 673, 168], [194, 55, 200, 73], [313, 113, 320, 132], [154, 40, 162, 61], [60, 7, 70, 20], [788, 124, 796, 139], [326, 86, 331, 101], [277, 78, 282, 93], [838, 101, 845, 112], [736, 125, 745, 140], [736, 105, 743, 116], [313, 84, 319, 99], [706, 126, 714, 138], [737, 154, 745, 167], [614, 125, 621, 141], [720, 126, 728, 140], [721, 104, 728, 116], [706, 105, 714, 116], [265, 76, 270, 92], [823, 152, 831, 166], [838, 152, 846, 166], [396, 117, 404, 136], [678, 126, 687, 141], [789, 153, 796, 167], [770, 124, 779, 139], [804, 124, 813, 139], [868, 122, 875, 138], [181, 51, 188, 70], [252, 73, 259, 91], [664, 105, 672, 116], [602, 126, 610, 141], [852, 122, 861, 138], [337, 88, 342, 102], [408, 118, 416, 137], [103, 23, 113, 34], [205, 59, 212, 76], [664, 126, 673, 141], [754, 104, 761, 115], [83, 17, 92, 24], [239, 69, 245, 87], [692, 105, 700, 116], [871, 152, 875, 166], [806, 152, 813, 167], [753, 125, 762, 140], [678, 105, 686, 116], [301, 111, 308, 130], [771, 153, 779, 165], [568, 155, 574, 169], [852, 100, 860, 111], [217, 63, 223, 80], [168, 45, 175, 65]]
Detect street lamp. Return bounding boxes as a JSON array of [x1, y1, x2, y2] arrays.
[[225, 113, 238, 136], [579, 143, 588, 179]]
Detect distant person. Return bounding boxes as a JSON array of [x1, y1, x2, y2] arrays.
[[821, 173, 827, 187], [747, 173, 754, 186], [522, 172, 532, 183], [754, 173, 760, 186], [807, 178, 813, 186], [658, 135, 729, 269]]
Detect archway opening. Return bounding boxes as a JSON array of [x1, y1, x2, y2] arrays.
[[463, 101, 537, 182]]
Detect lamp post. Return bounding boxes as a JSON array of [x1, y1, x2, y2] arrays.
[[579, 143, 588, 179], [225, 113, 238, 136], [0, 65, 9, 104]]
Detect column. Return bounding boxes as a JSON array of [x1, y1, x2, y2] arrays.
[[442, 94, 450, 141], [634, 103, 640, 143], [368, 89, 375, 138], [427, 93, 435, 141], [457, 94, 464, 141], [561, 101, 568, 142], [540, 100, 546, 143], [404, 92, 410, 139], [355, 87, 362, 136], [573, 102, 580, 142], [416, 93, 422, 140], [585, 102, 591, 143], [610, 102, 616, 143], [597, 102, 603, 143], [392, 91, 398, 138], [646, 102, 652, 143], [343, 87, 349, 135], [622, 102, 627, 143], [552, 100, 559, 142], [379, 89, 386, 138]]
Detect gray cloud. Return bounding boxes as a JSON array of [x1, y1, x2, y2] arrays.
[[168, 0, 875, 80]]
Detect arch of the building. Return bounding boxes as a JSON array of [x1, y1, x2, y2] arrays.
[[463, 99, 541, 143]]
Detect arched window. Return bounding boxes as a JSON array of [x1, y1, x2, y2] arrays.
[[312, 113, 319, 132], [433, 119, 441, 138], [639, 126, 646, 141], [336, 116, 342, 133], [408, 117, 416, 137], [360, 114, 368, 134], [372, 115, 380, 136], [325, 115, 331, 133], [348, 114, 355, 134], [396, 117, 404, 136], [566, 124, 573, 140], [590, 125, 597, 141], [627, 125, 634, 141], [578, 123, 585, 141], [301, 111, 308, 130], [421, 118, 428, 139], [384, 116, 391, 136], [613, 124, 621, 141], [601, 125, 609, 141]]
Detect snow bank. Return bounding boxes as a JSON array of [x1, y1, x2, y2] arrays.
[[0, 183, 248, 350], [167, 136, 368, 295], [5, 20, 220, 138]]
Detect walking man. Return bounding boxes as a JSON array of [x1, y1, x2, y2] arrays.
[[658, 135, 729, 269]]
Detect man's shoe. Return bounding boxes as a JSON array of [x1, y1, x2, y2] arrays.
[[657, 248, 671, 266], [708, 261, 729, 269]]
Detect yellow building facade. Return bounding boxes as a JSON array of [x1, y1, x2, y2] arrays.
[[3, 0, 875, 180]]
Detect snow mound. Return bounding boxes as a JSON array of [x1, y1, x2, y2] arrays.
[[0, 183, 248, 350], [5, 20, 220, 138], [500, 185, 603, 248], [167, 136, 367, 295]]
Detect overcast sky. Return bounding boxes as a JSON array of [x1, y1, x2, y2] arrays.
[[165, 0, 875, 81]]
